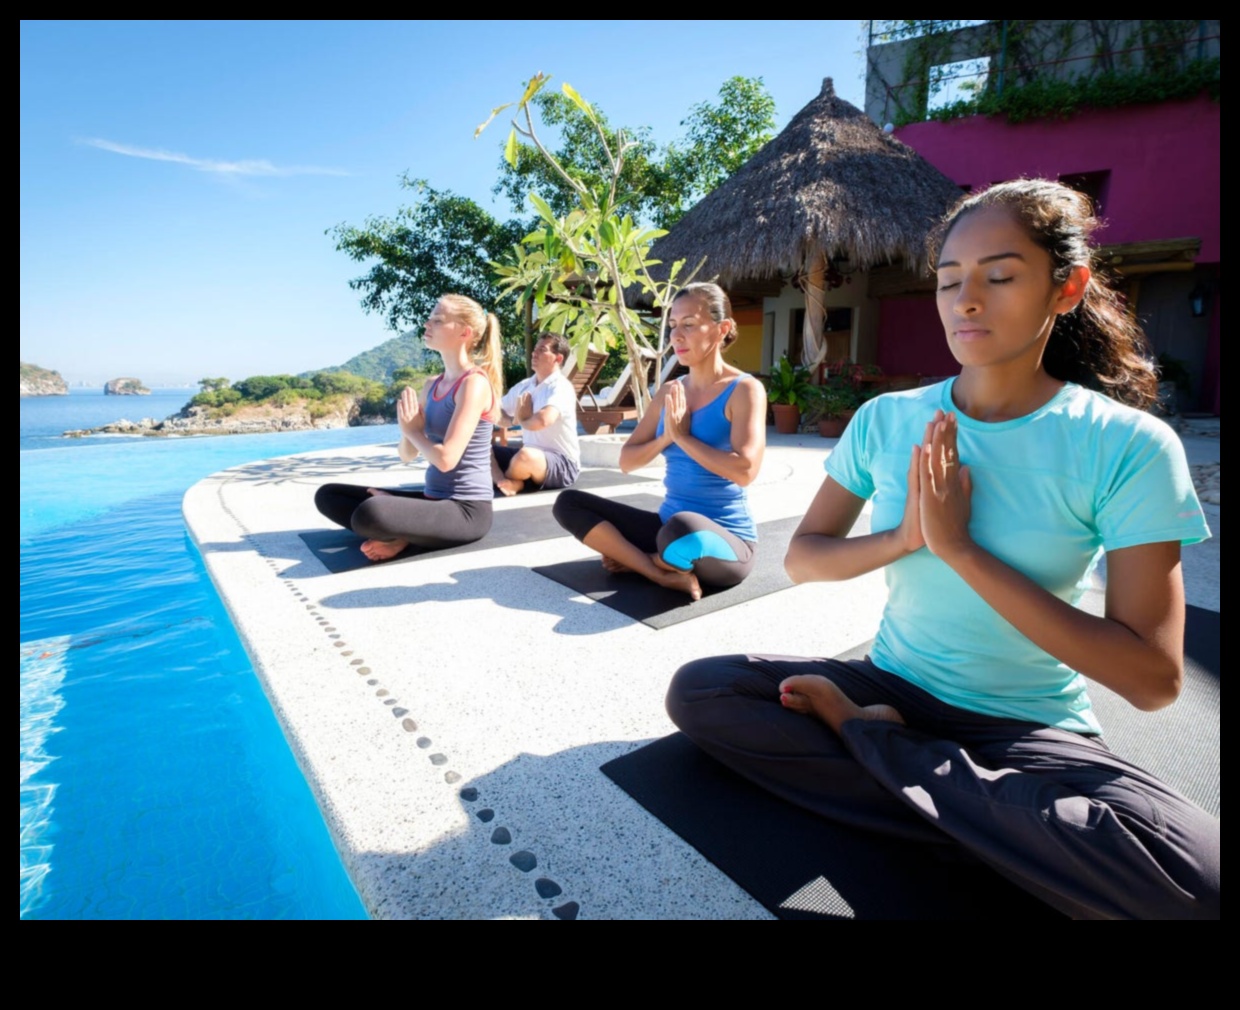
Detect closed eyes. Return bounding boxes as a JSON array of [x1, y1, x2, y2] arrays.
[[937, 277, 1014, 291]]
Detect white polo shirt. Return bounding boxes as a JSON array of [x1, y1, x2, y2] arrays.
[[501, 369, 580, 462]]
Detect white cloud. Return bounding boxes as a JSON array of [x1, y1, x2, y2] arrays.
[[79, 138, 348, 177]]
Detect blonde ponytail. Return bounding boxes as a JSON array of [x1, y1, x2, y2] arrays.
[[474, 311, 504, 409], [438, 294, 505, 410]]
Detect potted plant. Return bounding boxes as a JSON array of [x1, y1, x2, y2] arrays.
[[807, 379, 859, 438], [827, 358, 885, 394], [764, 355, 815, 434]]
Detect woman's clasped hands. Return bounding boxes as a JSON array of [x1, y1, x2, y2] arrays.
[[899, 409, 974, 561], [662, 380, 692, 443], [397, 385, 424, 442]]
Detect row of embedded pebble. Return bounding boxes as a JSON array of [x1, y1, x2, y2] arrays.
[[241, 519, 581, 921]]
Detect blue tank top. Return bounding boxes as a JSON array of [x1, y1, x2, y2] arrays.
[[423, 370, 496, 501], [656, 376, 757, 541]]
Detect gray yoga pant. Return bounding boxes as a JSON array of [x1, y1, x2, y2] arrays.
[[314, 483, 492, 550], [552, 488, 756, 588], [666, 653, 1221, 920]]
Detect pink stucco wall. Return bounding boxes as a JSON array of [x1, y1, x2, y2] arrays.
[[875, 296, 959, 378], [895, 93, 1220, 263]]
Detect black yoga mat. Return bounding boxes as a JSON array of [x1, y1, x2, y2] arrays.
[[532, 516, 800, 630], [1084, 603, 1220, 817], [601, 608, 1220, 919], [301, 492, 663, 575], [601, 733, 1061, 920]]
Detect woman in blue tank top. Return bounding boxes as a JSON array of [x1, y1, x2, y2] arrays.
[[314, 294, 503, 561], [553, 283, 767, 600]]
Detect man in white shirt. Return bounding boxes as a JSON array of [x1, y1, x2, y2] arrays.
[[491, 334, 581, 495]]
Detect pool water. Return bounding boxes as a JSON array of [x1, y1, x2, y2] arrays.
[[20, 394, 392, 918]]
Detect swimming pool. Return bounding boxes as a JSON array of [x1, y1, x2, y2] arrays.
[[20, 401, 391, 918]]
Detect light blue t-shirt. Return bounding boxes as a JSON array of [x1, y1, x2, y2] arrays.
[[825, 379, 1210, 734]]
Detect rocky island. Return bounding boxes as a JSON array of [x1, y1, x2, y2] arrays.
[[63, 369, 418, 438], [105, 377, 151, 395], [20, 362, 69, 397]]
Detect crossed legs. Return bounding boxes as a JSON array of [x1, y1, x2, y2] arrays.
[[552, 489, 756, 600], [666, 654, 1221, 919], [314, 482, 493, 560], [491, 445, 549, 496]]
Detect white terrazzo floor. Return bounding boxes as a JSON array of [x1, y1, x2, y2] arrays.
[[182, 429, 1220, 919]]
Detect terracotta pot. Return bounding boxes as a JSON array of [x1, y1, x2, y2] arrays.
[[817, 417, 846, 438], [771, 403, 801, 434]]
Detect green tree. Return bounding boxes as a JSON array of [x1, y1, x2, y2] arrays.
[[328, 175, 527, 342], [233, 374, 296, 399], [331, 77, 775, 390], [482, 74, 704, 415], [493, 76, 776, 229], [492, 91, 665, 221], [197, 376, 230, 392], [657, 76, 777, 226]]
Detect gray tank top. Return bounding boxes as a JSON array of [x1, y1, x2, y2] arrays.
[[423, 370, 496, 501]]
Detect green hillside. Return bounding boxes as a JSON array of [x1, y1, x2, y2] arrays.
[[316, 330, 430, 383]]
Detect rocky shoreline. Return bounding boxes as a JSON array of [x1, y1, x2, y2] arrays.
[[64, 401, 388, 438]]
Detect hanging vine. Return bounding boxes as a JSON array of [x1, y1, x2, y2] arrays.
[[867, 20, 1219, 127]]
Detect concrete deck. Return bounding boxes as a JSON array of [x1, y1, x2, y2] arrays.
[[182, 426, 1220, 919]]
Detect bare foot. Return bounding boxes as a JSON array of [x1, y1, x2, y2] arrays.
[[779, 674, 904, 731], [360, 537, 409, 562], [601, 556, 632, 574], [648, 554, 702, 600], [496, 477, 523, 497]]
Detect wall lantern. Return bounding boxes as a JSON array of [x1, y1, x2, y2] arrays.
[[1188, 283, 1210, 318]]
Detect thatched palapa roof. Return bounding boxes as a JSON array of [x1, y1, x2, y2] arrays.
[[650, 78, 962, 283]]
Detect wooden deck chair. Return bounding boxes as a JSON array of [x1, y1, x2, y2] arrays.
[[564, 348, 611, 407], [578, 346, 675, 434]]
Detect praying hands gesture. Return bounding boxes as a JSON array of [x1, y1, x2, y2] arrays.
[[515, 391, 534, 423], [662, 380, 692, 443], [898, 409, 974, 560], [398, 385, 424, 441]]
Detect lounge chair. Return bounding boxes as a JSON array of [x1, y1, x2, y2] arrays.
[[578, 347, 681, 434]]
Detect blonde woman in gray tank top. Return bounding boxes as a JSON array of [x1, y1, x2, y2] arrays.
[[314, 294, 505, 561]]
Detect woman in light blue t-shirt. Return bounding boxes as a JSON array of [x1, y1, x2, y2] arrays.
[[667, 181, 1218, 919]]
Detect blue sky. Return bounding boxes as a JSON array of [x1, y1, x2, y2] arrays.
[[20, 20, 867, 385]]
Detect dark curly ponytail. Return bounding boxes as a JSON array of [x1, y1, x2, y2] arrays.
[[930, 179, 1158, 409]]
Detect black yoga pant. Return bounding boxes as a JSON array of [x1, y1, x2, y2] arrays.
[[552, 488, 755, 588], [314, 483, 492, 549], [666, 653, 1221, 920]]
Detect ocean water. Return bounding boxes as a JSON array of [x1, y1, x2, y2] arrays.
[[20, 390, 391, 919]]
